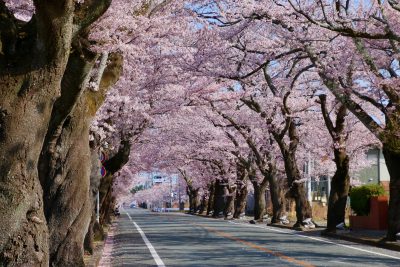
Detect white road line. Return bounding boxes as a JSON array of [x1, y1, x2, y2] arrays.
[[125, 211, 166, 267], [228, 221, 400, 260]]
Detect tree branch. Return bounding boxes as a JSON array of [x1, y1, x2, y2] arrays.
[[318, 94, 336, 138], [73, 0, 112, 36], [307, 46, 384, 140]]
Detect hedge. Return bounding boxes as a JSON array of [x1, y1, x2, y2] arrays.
[[350, 184, 386, 216]]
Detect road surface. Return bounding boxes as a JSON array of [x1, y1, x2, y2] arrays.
[[102, 208, 400, 266]]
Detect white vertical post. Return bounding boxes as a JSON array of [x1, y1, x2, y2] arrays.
[[178, 179, 182, 210], [327, 176, 331, 201], [307, 153, 312, 207], [170, 176, 173, 209], [96, 190, 100, 223]]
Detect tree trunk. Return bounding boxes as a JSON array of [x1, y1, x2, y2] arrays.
[[326, 150, 350, 232], [383, 144, 400, 241], [84, 146, 103, 254], [188, 188, 199, 213], [207, 183, 215, 215], [199, 194, 208, 214], [84, 212, 96, 255], [253, 184, 267, 221], [268, 175, 286, 223], [38, 50, 94, 267], [224, 185, 236, 218], [187, 187, 193, 212], [38, 51, 122, 266], [213, 180, 225, 218], [0, 73, 56, 265], [0, 1, 114, 264], [234, 182, 248, 219], [282, 153, 312, 226], [99, 139, 131, 225], [99, 180, 114, 225], [0, 14, 73, 266]]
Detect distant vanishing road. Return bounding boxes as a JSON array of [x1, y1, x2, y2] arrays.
[[104, 208, 400, 266]]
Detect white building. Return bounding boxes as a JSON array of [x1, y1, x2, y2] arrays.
[[357, 148, 390, 191]]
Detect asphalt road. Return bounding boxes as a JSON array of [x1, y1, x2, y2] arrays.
[[108, 208, 400, 266]]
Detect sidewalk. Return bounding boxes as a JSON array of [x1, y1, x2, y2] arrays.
[[321, 229, 400, 252], [84, 224, 115, 267]]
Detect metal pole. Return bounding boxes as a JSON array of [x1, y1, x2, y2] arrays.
[[307, 153, 313, 207], [170, 176, 173, 209], [178, 179, 182, 210], [327, 176, 331, 201], [96, 190, 100, 223]]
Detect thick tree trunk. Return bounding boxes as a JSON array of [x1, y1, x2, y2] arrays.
[[84, 147, 103, 254], [0, 2, 112, 264], [99, 180, 114, 225], [99, 139, 131, 225], [0, 2, 76, 264], [213, 180, 226, 218], [38, 52, 122, 266], [326, 150, 350, 232], [282, 153, 312, 226], [206, 183, 215, 215], [199, 194, 208, 214], [43, 113, 92, 267], [224, 185, 236, 218], [188, 188, 199, 213], [187, 187, 193, 212], [0, 74, 56, 265], [84, 212, 96, 255], [383, 144, 400, 241], [193, 191, 200, 213], [38, 50, 95, 267], [291, 183, 312, 226], [268, 175, 286, 223], [272, 116, 312, 227], [253, 185, 267, 221], [318, 98, 350, 232], [234, 182, 248, 219]]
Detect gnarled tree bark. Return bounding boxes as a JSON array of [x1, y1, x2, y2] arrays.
[[0, 1, 75, 265], [319, 96, 351, 232], [99, 139, 131, 225], [38, 50, 122, 266]]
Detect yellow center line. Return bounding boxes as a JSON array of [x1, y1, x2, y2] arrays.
[[193, 223, 315, 267]]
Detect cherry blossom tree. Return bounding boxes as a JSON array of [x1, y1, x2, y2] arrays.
[[288, 0, 400, 240], [0, 0, 113, 264]]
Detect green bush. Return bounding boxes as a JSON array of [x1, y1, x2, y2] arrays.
[[350, 184, 386, 216]]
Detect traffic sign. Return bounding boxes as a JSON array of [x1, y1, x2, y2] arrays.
[[100, 166, 107, 177]]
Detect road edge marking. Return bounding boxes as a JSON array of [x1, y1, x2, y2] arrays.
[[228, 221, 400, 261], [125, 211, 166, 267]]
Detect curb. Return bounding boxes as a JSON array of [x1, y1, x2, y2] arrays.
[[321, 231, 400, 252], [266, 223, 327, 234]]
